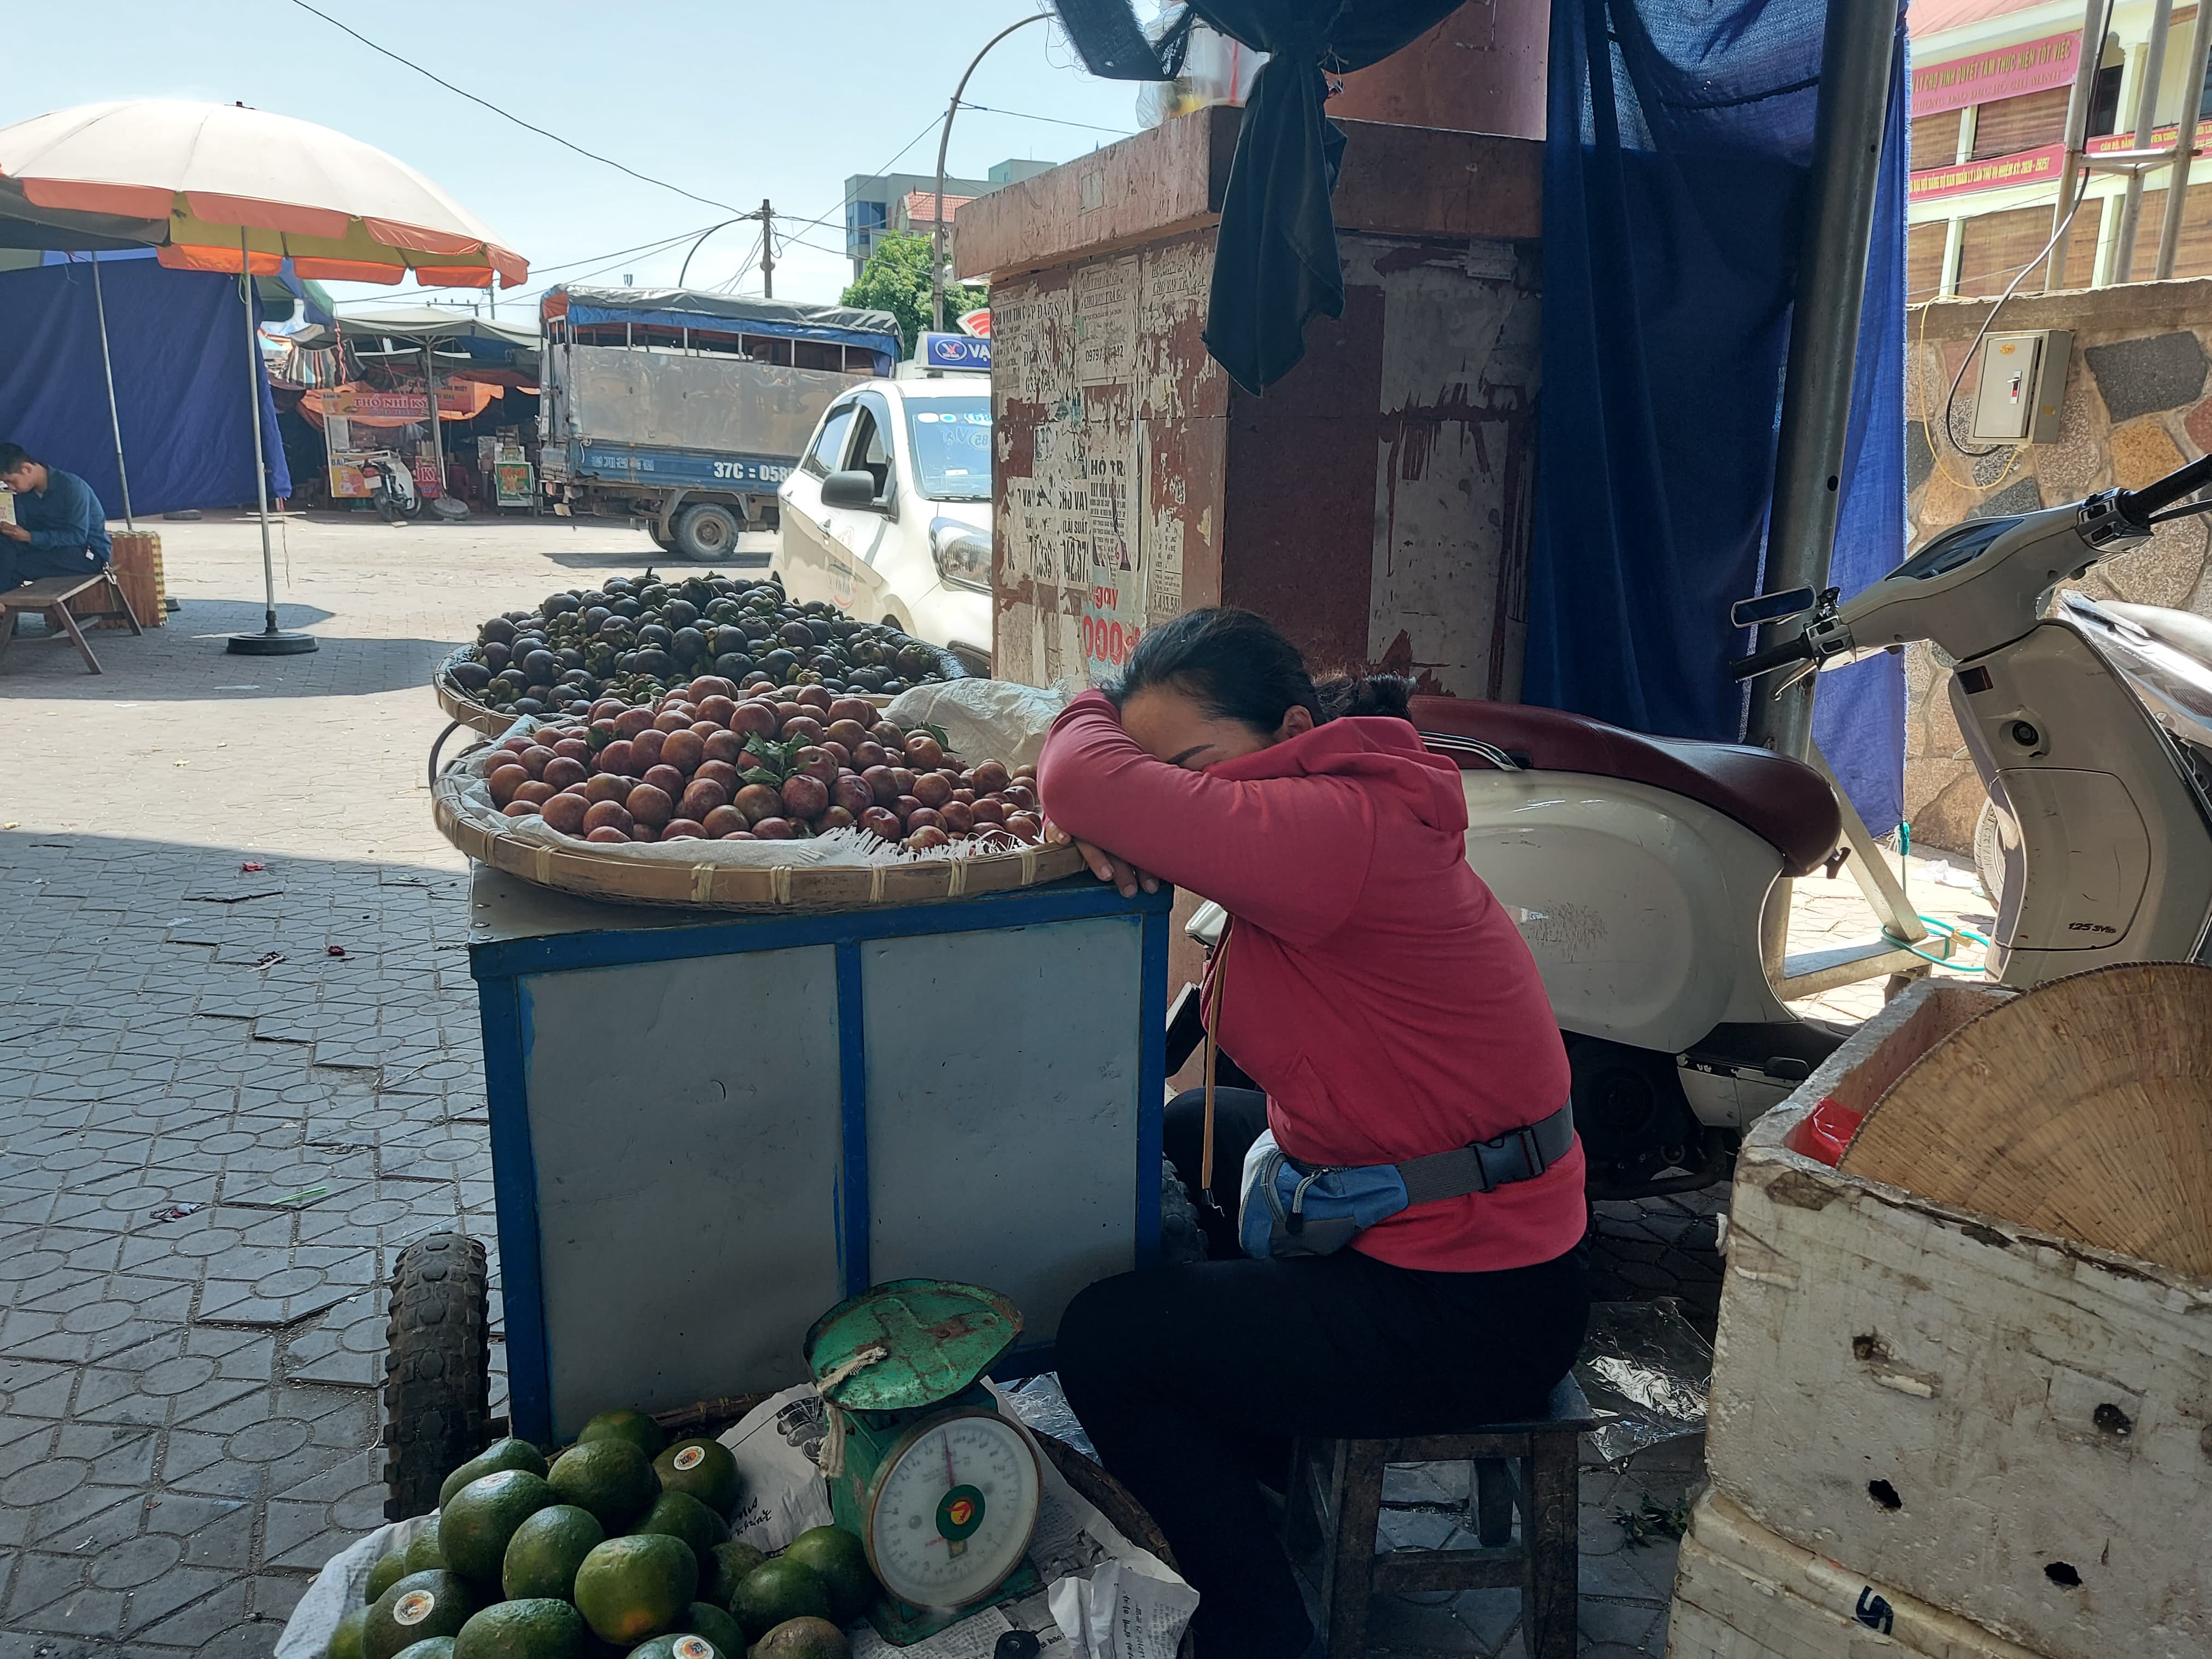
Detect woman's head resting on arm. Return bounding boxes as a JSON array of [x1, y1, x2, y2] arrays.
[[1106, 607, 1413, 770]]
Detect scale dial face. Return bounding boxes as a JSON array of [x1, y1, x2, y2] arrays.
[[863, 1408, 1041, 1609]]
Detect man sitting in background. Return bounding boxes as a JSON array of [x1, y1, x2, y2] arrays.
[[0, 442, 112, 592]]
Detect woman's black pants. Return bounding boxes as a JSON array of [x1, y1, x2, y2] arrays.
[[1056, 1089, 1589, 1659]]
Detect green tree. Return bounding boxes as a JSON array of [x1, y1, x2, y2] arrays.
[[841, 232, 985, 356]]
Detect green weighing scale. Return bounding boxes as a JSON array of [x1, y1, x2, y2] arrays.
[[804, 1280, 1044, 1646]]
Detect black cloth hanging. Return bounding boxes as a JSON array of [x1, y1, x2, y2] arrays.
[[1055, 0, 1462, 391]]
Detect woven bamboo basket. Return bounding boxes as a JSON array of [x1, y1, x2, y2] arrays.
[[431, 745, 1081, 912], [434, 648, 518, 737], [431, 647, 915, 741], [1840, 960, 2212, 1276]]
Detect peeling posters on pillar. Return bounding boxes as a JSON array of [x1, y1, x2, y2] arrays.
[[994, 237, 1217, 691]]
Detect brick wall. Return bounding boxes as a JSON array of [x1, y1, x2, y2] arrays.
[[1903, 277, 2212, 848]]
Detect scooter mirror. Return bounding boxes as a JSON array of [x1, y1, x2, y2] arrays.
[[1731, 586, 1818, 628]]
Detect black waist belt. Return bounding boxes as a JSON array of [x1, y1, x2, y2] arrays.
[[1293, 1100, 1577, 1203]]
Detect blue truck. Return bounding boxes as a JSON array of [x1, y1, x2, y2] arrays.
[[537, 285, 902, 560]]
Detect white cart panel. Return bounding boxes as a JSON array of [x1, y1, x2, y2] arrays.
[[522, 946, 845, 1434]]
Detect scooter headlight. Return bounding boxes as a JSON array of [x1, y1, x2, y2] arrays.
[[929, 519, 993, 594]]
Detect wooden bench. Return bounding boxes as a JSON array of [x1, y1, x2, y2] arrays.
[[1, 567, 143, 674]]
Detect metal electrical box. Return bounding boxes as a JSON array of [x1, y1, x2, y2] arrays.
[[1970, 329, 2071, 444]]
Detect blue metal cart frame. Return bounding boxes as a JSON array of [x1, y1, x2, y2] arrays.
[[467, 869, 1173, 1447]]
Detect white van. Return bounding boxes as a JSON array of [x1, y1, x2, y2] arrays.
[[774, 376, 993, 675]]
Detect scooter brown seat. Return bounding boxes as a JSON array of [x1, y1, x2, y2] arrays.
[[1408, 695, 1842, 878]]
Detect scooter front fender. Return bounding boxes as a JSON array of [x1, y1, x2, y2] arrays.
[[1461, 771, 1793, 1051]]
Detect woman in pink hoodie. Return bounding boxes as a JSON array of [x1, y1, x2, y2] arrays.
[[1042, 608, 1587, 1659]]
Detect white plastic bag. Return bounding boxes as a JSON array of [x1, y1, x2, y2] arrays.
[[886, 679, 1068, 772]]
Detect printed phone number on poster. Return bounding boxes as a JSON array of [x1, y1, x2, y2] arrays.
[[1082, 594, 1140, 669]]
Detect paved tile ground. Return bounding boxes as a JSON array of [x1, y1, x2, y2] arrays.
[[0, 513, 1996, 1658]]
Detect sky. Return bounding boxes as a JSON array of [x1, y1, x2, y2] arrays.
[[10, 0, 1152, 315]]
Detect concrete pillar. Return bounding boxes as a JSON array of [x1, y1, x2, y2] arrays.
[[1329, 0, 1549, 138]]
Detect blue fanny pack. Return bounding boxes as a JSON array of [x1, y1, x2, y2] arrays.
[[1236, 1102, 1577, 1259]]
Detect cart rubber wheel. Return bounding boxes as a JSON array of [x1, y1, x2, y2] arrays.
[[674, 502, 740, 562], [382, 1232, 491, 1521], [1159, 1165, 1207, 1266]]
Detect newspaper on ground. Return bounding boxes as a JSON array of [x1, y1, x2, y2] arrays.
[[718, 1382, 1197, 1659]]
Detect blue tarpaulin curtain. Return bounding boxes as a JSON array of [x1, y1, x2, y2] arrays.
[[0, 252, 290, 517], [1524, 0, 1909, 829]]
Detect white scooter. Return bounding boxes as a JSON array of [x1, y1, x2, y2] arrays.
[[365, 453, 423, 525], [1181, 452, 2212, 1198]]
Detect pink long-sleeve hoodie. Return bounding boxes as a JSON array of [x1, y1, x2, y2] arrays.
[[1038, 690, 1584, 1273]]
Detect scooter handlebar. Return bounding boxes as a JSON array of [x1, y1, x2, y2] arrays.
[[2118, 451, 2212, 523], [1729, 634, 1817, 681]]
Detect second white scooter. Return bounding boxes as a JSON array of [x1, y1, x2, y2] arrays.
[[1186, 450, 2212, 1198]]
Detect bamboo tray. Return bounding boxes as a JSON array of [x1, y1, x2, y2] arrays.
[[433, 648, 517, 738], [431, 740, 1081, 912], [431, 646, 926, 741]]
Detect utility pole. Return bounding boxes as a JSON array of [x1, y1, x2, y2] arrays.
[[679, 203, 776, 293]]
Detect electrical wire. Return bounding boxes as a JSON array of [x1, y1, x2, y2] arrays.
[[775, 113, 949, 242], [285, 0, 752, 218], [327, 222, 724, 306], [1934, 0, 2119, 464], [2147, 495, 2212, 523], [956, 100, 1136, 136]]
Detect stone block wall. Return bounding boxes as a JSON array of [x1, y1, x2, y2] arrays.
[[1903, 277, 2212, 849]]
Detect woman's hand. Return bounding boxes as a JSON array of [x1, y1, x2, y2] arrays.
[[1045, 819, 1158, 898]]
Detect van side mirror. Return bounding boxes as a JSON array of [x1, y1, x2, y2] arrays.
[[821, 470, 885, 512]]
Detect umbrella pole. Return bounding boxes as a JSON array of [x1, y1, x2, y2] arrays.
[[421, 341, 449, 499], [87, 255, 134, 530], [226, 228, 315, 656]]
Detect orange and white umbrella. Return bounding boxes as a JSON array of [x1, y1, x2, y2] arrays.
[[0, 99, 526, 288]]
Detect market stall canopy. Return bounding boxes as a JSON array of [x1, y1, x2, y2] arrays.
[[292, 306, 539, 375], [0, 177, 162, 251], [296, 306, 536, 353], [0, 100, 526, 288], [544, 286, 902, 371]]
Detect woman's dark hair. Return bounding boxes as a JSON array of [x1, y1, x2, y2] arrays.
[[1105, 607, 1412, 730]]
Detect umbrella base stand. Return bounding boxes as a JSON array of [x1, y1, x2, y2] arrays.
[[226, 628, 318, 656]]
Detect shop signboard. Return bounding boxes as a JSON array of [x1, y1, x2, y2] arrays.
[[494, 446, 534, 508], [323, 385, 471, 497], [921, 331, 992, 372], [1911, 30, 2080, 117], [1909, 143, 2066, 202], [1909, 120, 2212, 204]]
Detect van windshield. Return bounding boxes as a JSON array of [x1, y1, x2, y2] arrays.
[[905, 398, 992, 502]]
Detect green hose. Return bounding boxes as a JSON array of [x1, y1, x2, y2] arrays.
[[1879, 820, 1994, 967]]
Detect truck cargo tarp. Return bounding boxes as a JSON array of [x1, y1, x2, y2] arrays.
[[0, 251, 289, 515], [545, 286, 901, 368]]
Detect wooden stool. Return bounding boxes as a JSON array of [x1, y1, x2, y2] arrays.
[[1286, 1374, 1594, 1659], [1, 568, 143, 673]]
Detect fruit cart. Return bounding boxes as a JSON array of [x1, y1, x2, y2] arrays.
[[382, 866, 1173, 1512]]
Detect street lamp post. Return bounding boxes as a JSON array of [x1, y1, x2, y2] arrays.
[[678, 204, 775, 291], [932, 14, 1049, 331]]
